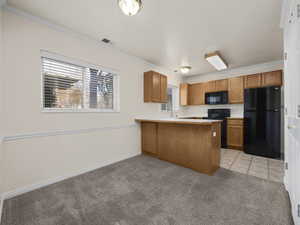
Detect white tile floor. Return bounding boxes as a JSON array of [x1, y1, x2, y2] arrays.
[[220, 149, 285, 183]]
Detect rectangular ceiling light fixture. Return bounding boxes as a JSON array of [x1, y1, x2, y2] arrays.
[[205, 51, 228, 71]]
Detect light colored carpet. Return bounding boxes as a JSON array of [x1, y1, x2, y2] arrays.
[[1, 155, 293, 225]]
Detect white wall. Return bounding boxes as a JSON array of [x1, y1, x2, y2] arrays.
[[1, 9, 182, 194], [0, 6, 4, 197], [182, 61, 284, 117]]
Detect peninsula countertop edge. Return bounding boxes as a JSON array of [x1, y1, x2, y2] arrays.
[[135, 117, 222, 125]]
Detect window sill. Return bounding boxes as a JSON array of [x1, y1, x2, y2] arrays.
[[41, 108, 120, 113]]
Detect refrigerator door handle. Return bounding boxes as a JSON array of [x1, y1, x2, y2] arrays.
[[288, 124, 296, 130]]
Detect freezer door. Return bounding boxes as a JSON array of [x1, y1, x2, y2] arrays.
[[265, 86, 281, 110], [244, 88, 258, 111]]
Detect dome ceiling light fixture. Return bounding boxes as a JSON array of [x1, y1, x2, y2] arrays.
[[180, 66, 192, 74], [118, 0, 143, 16]]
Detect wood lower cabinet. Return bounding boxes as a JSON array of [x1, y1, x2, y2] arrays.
[[180, 83, 190, 106], [244, 73, 262, 89], [227, 118, 244, 150], [262, 70, 282, 87], [228, 76, 244, 104], [144, 71, 168, 103], [141, 122, 158, 155]]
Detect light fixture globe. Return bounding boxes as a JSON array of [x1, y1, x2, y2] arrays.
[[118, 0, 142, 16], [180, 66, 192, 74]]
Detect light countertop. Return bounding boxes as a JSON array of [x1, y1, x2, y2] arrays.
[[135, 117, 222, 125]]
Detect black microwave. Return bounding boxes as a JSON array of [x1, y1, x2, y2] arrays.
[[205, 91, 228, 105]]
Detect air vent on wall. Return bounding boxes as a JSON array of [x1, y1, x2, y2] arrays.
[[102, 38, 112, 44]]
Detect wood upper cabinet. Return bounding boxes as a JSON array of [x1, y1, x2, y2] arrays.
[[228, 76, 244, 104], [144, 71, 168, 103], [204, 81, 216, 93], [180, 83, 190, 106], [244, 70, 283, 89], [262, 70, 282, 87], [189, 83, 205, 105], [152, 72, 161, 102], [160, 75, 168, 102], [215, 79, 228, 91], [227, 118, 244, 150], [244, 73, 262, 89]]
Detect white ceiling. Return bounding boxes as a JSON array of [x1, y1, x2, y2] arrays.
[[7, 0, 283, 76]]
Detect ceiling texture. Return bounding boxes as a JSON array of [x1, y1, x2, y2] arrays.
[[7, 0, 283, 76]]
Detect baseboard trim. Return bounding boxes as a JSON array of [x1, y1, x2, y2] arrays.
[[2, 152, 141, 200]]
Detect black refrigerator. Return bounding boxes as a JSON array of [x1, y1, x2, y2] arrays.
[[244, 86, 281, 158]]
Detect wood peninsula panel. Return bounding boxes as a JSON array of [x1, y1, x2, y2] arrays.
[[141, 122, 158, 155], [262, 70, 282, 87], [227, 118, 244, 150], [215, 79, 228, 91], [244, 73, 262, 88], [157, 123, 221, 175], [228, 76, 244, 104]]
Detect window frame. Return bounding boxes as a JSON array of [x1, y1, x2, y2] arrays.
[[161, 85, 179, 113], [40, 50, 120, 113]]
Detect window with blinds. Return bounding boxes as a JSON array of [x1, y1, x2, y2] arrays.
[[161, 86, 179, 112], [42, 57, 117, 112]]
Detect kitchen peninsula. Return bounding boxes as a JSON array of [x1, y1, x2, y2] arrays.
[[135, 118, 222, 175]]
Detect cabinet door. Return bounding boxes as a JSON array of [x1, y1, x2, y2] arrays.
[[228, 76, 244, 104], [215, 79, 228, 91], [180, 83, 189, 106], [189, 83, 204, 105], [262, 70, 282, 87], [160, 74, 168, 103], [142, 122, 157, 155], [204, 81, 216, 93], [152, 72, 161, 102], [244, 74, 262, 88], [227, 125, 243, 150]]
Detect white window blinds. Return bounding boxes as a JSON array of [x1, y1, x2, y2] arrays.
[[42, 57, 117, 111]]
